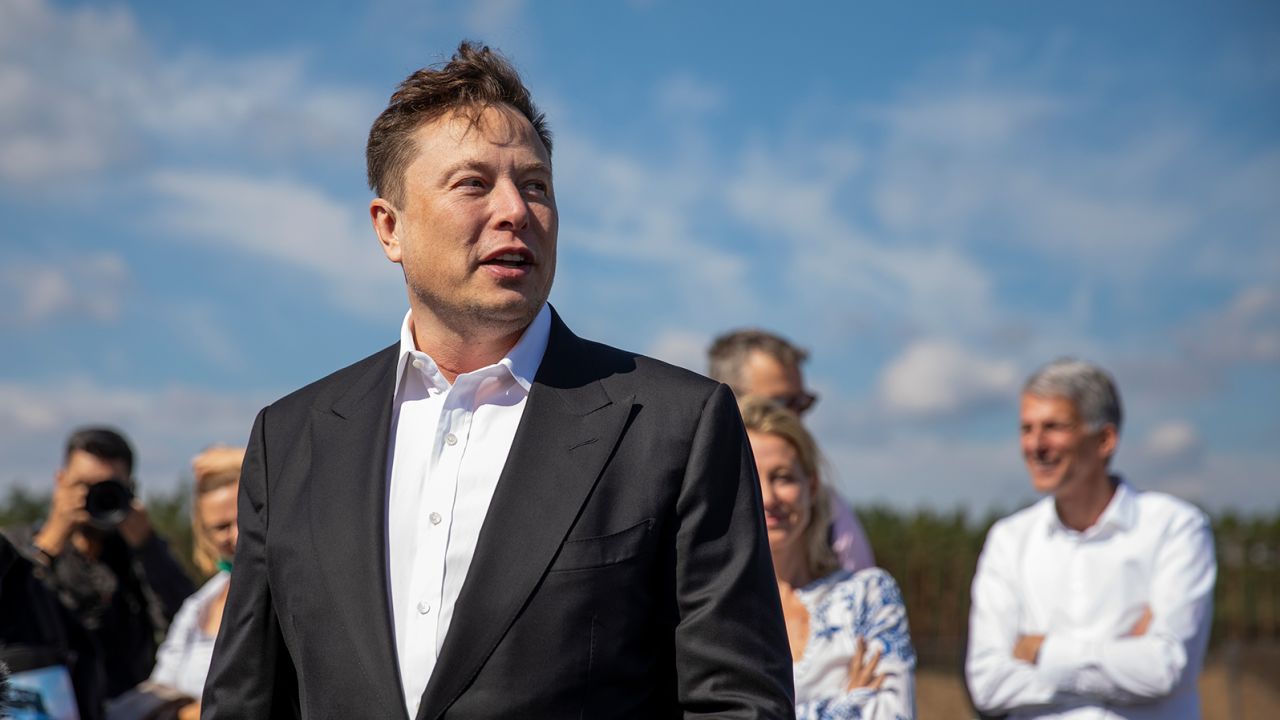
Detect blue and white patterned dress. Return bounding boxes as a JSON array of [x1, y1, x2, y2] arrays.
[[793, 568, 916, 720]]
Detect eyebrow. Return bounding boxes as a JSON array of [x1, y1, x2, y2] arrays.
[[437, 158, 552, 183]]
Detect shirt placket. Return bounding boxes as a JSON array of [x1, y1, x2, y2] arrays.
[[429, 376, 478, 652]]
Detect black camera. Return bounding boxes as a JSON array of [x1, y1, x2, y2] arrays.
[[85, 478, 134, 529]]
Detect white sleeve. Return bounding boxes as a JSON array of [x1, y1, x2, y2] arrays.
[[149, 591, 201, 694], [965, 522, 1060, 715], [1037, 509, 1216, 703]]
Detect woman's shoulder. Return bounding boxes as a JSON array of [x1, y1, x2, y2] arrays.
[[804, 567, 904, 604]]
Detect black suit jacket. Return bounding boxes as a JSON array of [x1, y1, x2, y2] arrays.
[[203, 309, 795, 719]]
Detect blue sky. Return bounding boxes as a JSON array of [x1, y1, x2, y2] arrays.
[[2, 0, 1277, 513]]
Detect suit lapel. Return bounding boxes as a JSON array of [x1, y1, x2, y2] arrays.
[[307, 344, 408, 716], [415, 315, 634, 720]]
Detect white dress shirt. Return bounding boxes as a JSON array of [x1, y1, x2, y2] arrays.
[[385, 304, 550, 718], [966, 479, 1216, 719]]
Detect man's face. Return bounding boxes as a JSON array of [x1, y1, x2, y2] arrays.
[[373, 105, 557, 336], [58, 450, 129, 490], [741, 351, 815, 416], [1019, 393, 1116, 496], [57, 450, 130, 531]]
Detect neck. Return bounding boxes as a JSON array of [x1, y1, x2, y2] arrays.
[[1054, 473, 1117, 531], [771, 544, 812, 590], [409, 306, 528, 383]]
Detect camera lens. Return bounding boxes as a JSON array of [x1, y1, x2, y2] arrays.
[[85, 478, 134, 529]]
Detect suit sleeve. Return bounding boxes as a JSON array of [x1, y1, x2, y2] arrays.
[[672, 383, 796, 719], [201, 406, 299, 718]]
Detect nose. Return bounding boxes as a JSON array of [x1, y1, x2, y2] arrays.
[[492, 179, 530, 231], [229, 520, 240, 551], [758, 477, 776, 508], [1023, 426, 1047, 454]]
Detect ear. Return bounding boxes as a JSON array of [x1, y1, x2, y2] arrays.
[[370, 198, 403, 264], [1097, 423, 1119, 464]]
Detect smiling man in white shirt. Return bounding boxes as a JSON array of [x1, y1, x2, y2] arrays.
[[966, 358, 1216, 719]]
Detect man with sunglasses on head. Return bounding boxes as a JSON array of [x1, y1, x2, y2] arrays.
[[709, 328, 875, 572], [4, 426, 195, 699]]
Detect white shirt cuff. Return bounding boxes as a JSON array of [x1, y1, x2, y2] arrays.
[[1038, 633, 1098, 692]]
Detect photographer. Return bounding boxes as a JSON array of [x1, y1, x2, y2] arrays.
[[4, 427, 195, 699]]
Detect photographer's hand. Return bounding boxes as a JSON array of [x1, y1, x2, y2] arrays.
[[33, 472, 89, 559], [118, 498, 154, 548]]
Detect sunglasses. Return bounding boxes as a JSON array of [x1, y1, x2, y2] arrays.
[[771, 391, 818, 415]]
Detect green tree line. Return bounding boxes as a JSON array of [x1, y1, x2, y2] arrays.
[[4, 488, 1277, 663]]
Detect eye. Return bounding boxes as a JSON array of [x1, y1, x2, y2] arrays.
[[523, 178, 550, 196], [455, 177, 487, 190]]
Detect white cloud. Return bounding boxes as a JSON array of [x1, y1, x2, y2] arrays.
[[1140, 420, 1203, 470], [822, 434, 1026, 512], [656, 73, 725, 117], [0, 0, 373, 188], [463, 0, 527, 42], [1189, 287, 1280, 365], [878, 340, 1019, 418], [147, 170, 402, 318], [646, 329, 710, 374], [0, 253, 130, 327], [555, 130, 756, 325], [0, 377, 269, 495], [869, 88, 1198, 272]]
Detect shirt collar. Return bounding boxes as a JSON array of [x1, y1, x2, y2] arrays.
[[393, 303, 551, 398], [1044, 476, 1135, 537]]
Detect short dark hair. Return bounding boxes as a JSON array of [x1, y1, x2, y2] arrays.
[[707, 328, 809, 395], [366, 40, 552, 206], [64, 426, 135, 477]]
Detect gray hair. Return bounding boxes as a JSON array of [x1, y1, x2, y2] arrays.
[[1023, 358, 1123, 433], [707, 329, 808, 396]]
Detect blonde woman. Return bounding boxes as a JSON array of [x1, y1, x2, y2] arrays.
[[149, 446, 244, 719], [740, 397, 915, 719]]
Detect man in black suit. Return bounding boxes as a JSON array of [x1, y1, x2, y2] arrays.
[[203, 41, 794, 719]]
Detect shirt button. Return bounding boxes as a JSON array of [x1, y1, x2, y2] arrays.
[[429, 512, 442, 525], [445, 433, 457, 446], [412, 358, 425, 370], [417, 601, 431, 615]]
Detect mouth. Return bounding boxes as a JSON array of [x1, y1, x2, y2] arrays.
[[480, 248, 535, 269], [1027, 454, 1062, 474]]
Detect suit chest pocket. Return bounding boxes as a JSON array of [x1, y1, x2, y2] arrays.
[[549, 518, 654, 573]]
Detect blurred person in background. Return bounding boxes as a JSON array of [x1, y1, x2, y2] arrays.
[[710, 328, 875, 571], [2, 427, 195, 699], [1, 532, 106, 720], [741, 396, 915, 719], [148, 446, 245, 720], [966, 358, 1216, 719]]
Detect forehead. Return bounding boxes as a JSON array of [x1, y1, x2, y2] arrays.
[[64, 450, 128, 478], [408, 104, 549, 166], [198, 484, 238, 517], [1020, 393, 1081, 421], [747, 430, 799, 463], [741, 351, 802, 393]]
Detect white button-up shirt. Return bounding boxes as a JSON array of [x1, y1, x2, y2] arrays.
[[966, 479, 1216, 719], [386, 305, 550, 718]]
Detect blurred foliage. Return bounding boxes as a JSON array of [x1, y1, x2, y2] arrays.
[[1, 483, 206, 583], [857, 503, 1280, 666], [3, 487, 1277, 661]]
